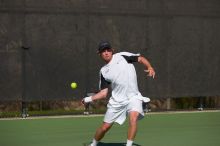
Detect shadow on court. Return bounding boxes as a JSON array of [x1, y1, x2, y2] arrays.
[[97, 142, 141, 146]]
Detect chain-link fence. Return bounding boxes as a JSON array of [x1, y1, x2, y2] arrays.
[[0, 0, 220, 117]]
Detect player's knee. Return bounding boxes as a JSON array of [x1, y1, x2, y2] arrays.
[[129, 117, 138, 126], [100, 126, 109, 133], [100, 124, 111, 132], [129, 113, 139, 125]]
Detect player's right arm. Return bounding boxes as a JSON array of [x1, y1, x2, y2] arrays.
[[82, 88, 108, 104], [92, 88, 108, 100], [82, 72, 110, 104]]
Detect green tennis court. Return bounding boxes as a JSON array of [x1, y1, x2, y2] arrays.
[[0, 111, 220, 146]]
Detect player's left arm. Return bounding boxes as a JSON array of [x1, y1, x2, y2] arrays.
[[138, 56, 156, 78]]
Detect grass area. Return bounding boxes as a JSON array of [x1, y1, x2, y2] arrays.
[[0, 111, 220, 146]]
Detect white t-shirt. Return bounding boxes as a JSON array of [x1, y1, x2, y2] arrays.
[[99, 52, 142, 107]]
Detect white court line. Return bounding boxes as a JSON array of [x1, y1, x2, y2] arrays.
[[0, 114, 104, 121], [0, 110, 219, 121]]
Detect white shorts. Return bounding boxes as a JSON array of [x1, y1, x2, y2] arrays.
[[103, 97, 145, 125]]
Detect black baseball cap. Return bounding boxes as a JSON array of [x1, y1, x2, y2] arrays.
[[98, 41, 112, 53]]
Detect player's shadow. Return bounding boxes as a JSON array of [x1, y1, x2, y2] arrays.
[[98, 142, 141, 146]]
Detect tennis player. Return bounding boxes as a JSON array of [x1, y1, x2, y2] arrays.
[[82, 41, 155, 146]]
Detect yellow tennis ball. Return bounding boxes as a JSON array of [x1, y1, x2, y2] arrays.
[[71, 82, 77, 89]]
